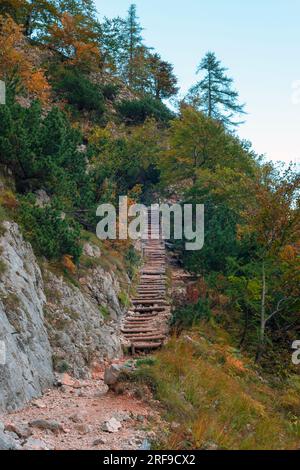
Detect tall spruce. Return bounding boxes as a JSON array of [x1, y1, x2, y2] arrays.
[[188, 52, 246, 128], [125, 4, 143, 86]]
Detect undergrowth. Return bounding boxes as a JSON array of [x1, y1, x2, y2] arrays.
[[133, 321, 300, 450]]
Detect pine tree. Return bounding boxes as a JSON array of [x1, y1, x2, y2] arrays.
[[125, 4, 143, 86], [188, 52, 246, 128]]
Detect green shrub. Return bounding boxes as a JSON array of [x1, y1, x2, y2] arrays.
[[53, 357, 70, 373], [101, 83, 119, 101], [100, 305, 110, 319], [171, 298, 211, 330], [0, 99, 95, 212], [117, 96, 174, 125], [125, 245, 141, 279], [18, 198, 82, 262], [55, 69, 105, 115], [118, 290, 130, 307]]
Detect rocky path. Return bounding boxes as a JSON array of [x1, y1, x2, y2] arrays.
[[0, 367, 161, 450], [122, 210, 171, 353]]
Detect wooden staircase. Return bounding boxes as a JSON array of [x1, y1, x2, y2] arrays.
[[122, 209, 170, 353]]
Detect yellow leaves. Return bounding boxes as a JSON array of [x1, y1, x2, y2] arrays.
[[280, 245, 297, 261], [0, 14, 50, 102], [242, 167, 300, 256], [89, 125, 113, 147]]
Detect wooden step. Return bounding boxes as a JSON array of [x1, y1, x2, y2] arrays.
[[132, 299, 167, 306], [122, 328, 154, 334], [128, 335, 165, 341], [131, 342, 162, 350], [132, 307, 166, 313]]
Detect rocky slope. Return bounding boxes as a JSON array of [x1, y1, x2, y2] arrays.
[[43, 261, 123, 378], [0, 221, 54, 412], [0, 221, 124, 413]]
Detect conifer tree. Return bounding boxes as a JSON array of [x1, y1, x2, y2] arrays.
[[188, 51, 246, 128], [125, 4, 143, 86]]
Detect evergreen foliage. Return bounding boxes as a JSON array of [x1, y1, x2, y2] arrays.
[[54, 68, 105, 115], [18, 196, 82, 261], [118, 96, 174, 124], [188, 52, 246, 128]]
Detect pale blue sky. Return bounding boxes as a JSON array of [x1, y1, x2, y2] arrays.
[[95, 0, 300, 166]]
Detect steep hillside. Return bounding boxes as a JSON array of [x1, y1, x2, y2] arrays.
[[0, 0, 299, 453], [133, 323, 300, 450]]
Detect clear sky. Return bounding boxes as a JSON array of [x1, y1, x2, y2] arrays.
[[95, 0, 300, 167]]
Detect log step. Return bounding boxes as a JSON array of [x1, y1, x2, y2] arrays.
[[131, 307, 165, 312], [131, 342, 162, 350], [132, 300, 167, 305], [128, 335, 165, 341], [122, 328, 154, 334]]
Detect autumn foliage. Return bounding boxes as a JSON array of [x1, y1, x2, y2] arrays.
[[48, 12, 101, 71], [0, 14, 50, 102]]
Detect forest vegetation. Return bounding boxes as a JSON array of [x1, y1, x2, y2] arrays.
[[0, 0, 299, 450]]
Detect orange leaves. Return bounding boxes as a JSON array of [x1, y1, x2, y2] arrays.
[[225, 353, 245, 372], [49, 12, 101, 71], [22, 68, 51, 103], [0, 14, 24, 67], [0, 14, 50, 102], [280, 245, 298, 261], [73, 41, 100, 70], [62, 254, 76, 274]]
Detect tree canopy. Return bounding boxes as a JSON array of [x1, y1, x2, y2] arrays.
[[188, 51, 246, 128]]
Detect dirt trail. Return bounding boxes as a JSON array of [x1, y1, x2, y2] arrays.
[[1, 365, 161, 450], [1, 211, 190, 450]]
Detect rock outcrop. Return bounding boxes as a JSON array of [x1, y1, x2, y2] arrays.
[[44, 267, 123, 378], [0, 222, 124, 411], [0, 221, 54, 412]]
